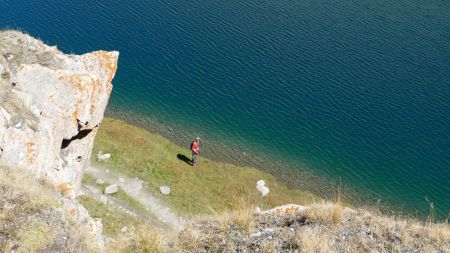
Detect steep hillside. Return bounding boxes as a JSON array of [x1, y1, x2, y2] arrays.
[[90, 119, 450, 253], [0, 166, 95, 252]]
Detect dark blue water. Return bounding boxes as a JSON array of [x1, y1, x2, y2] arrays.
[[2, 0, 449, 218]]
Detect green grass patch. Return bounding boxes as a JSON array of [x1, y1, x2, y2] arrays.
[[78, 195, 141, 237], [19, 224, 56, 251], [92, 118, 319, 215], [1, 71, 10, 79], [82, 173, 98, 185]]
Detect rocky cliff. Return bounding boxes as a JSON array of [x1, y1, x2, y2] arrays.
[[0, 30, 118, 251], [0, 30, 118, 198]]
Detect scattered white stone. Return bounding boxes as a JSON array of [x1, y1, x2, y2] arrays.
[[256, 180, 270, 197], [119, 177, 125, 183], [121, 227, 128, 233], [14, 122, 22, 128], [99, 195, 108, 204], [104, 184, 118, 194], [97, 151, 111, 161], [255, 207, 262, 214], [160, 186, 170, 195], [96, 179, 105, 185], [263, 228, 274, 234], [250, 232, 262, 238]]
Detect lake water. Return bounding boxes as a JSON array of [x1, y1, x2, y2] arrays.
[[2, 0, 449, 218]]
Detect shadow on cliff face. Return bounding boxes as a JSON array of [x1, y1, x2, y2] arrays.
[[177, 154, 192, 165]]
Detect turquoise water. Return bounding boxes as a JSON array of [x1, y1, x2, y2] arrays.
[[2, 0, 449, 218]]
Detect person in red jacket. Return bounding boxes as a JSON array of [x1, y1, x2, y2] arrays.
[[191, 137, 200, 166]]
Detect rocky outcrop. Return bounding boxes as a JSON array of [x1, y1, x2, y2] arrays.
[[0, 30, 118, 198], [0, 31, 118, 251], [175, 204, 450, 252]]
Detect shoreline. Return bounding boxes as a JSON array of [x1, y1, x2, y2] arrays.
[[103, 108, 409, 218]]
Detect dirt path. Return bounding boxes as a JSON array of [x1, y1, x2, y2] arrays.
[[85, 166, 185, 231], [81, 184, 168, 229]]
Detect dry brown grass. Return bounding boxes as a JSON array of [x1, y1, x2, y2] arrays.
[[0, 165, 59, 206], [228, 198, 255, 232], [296, 227, 332, 253], [0, 166, 94, 252], [164, 202, 450, 252], [309, 204, 450, 252], [174, 226, 203, 253], [86, 198, 450, 252], [305, 203, 345, 225], [105, 224, 168, 253]]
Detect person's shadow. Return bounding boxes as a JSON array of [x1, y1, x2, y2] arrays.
[[177, 154, 192, 165]]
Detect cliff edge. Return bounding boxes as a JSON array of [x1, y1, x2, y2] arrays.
[[0, 30, 118, 252], [0, 30, 118, 198]]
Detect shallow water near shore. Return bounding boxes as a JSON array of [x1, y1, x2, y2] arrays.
[[2, 0, 450, 218]]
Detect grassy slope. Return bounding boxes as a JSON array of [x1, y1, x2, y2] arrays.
[[0, 166, 93, 252], [91, 118, 319, 215]]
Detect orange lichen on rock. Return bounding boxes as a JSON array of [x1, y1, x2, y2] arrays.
[[59, 74, 84, 92], [59, 74, 88, 121], [91, 51, 119, 85], [90, 79, 103, 101], [56, 182, 73, 197], [71, 98, 83, 122], [26, 141, 36, 165], [267, 204, 306, 216], [66, 207, 77, 218]]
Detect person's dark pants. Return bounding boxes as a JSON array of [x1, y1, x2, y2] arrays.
[[192, 152, 198, 166]]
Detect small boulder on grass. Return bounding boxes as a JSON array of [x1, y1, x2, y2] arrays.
[[256, 180, 269, 197], [97, 151, 111, 161], [104, 184, 118, 194], [160, 186, 170, 195]]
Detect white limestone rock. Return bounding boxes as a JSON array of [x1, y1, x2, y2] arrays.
[[256, 180, 270, 197], [105, 184, 118, 194], [97, 151, 111, 161], [0, 30, 119, 197], [160, 185, 171, 195]]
